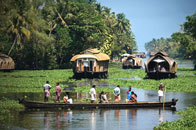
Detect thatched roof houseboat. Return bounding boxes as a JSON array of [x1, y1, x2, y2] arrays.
[[144, 51, 177, 79], [0, 54, 15, 71], [122, 54, 142, 69], [135, 52, 146, 58], [70, 48, 110, 79]]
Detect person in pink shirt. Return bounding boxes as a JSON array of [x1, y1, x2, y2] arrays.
[[55, 82, 62, 103]]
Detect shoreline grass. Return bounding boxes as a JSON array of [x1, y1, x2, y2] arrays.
[[154, 106, 196, 130], [0, 67, 196, 93]]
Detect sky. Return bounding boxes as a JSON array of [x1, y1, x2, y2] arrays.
[[97, 0, 196, 52]]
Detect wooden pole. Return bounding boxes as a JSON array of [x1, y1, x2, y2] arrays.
[[163, 83, 166, 121]]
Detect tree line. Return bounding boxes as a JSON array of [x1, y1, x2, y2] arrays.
[[145, 12, 196, 69], [0, 0, 137, 69]]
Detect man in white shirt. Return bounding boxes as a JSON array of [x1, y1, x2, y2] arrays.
[[113, 85, 121, 102], [43, 81, 52, 102], [158, 83, 164, 102], [89, 85, 96, 103]]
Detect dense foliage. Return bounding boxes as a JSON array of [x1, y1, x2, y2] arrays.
[[0, 0, 136, 69], [145, 12, 196, 69], [145, 37, 183, 58]]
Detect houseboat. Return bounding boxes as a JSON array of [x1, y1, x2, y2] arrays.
[[70, 48, 110, 79], [144, 51, 177, 79], [0, 54, 15, 71], [122, 54, 142, 69]]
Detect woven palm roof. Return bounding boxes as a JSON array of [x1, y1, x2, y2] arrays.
[[70, 48, 110, 61]]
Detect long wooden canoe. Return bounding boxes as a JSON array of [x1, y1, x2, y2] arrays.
[[19, 98, 178, 109]]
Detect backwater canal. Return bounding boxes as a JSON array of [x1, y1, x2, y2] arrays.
[[2, 81, 196, 130], [1, 59, 195, 130]]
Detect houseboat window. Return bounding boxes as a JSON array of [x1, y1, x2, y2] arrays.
[[76, 60, 79, 67], [94, 60, 96, 67], [83, 61, 89, 67]]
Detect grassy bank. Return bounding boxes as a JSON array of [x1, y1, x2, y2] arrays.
[[154, 106, 196, 130], [0, 65, 196, 93], [106, 68, 196, 92]]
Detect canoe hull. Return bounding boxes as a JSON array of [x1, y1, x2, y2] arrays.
[[19, 98, 178, 109]]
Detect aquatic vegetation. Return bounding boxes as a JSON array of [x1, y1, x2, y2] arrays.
[[154, 106, 196, 130], [0, 69, 74, 93], [0, 98, 24, 124], [106, 63, 196, 92], [0, 64, 196, 93]]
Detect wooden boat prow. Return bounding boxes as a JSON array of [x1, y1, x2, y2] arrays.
[[19, 98, 178, 109]]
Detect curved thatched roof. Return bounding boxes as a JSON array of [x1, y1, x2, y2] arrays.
[[144, 51, 177, 72], [0, 54, 14, 63], [81, 48, 100, 54], [70, 48, 110, 61], [145, 51, 174, 65]]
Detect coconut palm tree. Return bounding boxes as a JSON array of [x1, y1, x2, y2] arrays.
[[0, 0, 34, 55]]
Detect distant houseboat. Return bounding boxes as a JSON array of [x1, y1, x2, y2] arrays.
[[135, 52, 146, 58], [0, 54, 15, 71], [70, 48, 110, 79], [122, 54, 142, 69], [144, 51, 177, 79]]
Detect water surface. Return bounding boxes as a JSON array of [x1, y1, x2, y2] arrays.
[[2, 85, 196, 130]]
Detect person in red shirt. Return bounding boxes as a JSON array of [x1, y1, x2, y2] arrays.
[[55, 82, 62, 103]]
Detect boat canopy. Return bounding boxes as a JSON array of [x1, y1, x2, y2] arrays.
[[144, 51, 177, 73], [70, 48, 110, 61]]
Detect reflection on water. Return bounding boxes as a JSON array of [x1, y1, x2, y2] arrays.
[[9, 88, 194, 130], [12, 107, 178, 130]]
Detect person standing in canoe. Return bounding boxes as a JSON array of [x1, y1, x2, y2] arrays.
[[43, 81, 52, 102], [158, 83, 164, 102], [89, 85, 96, 103], [55, 82, 62, 103], [113, 85, 121, 102]]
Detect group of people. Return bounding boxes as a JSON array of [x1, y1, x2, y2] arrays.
[[89, 84, 137, 104], [43, 81, 72, 103], [43, 81, 164, 104]]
